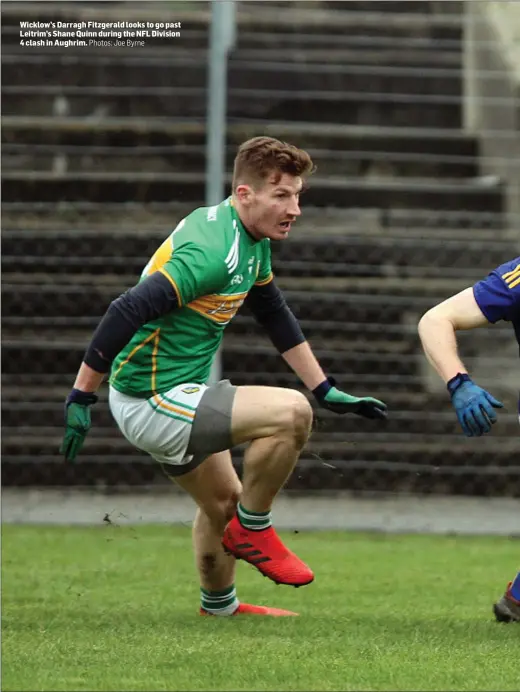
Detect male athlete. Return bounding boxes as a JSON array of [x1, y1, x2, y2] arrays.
[[418, 256, 520, 623], [60, 136, 388, 617]]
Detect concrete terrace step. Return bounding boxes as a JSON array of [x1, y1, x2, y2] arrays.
[[1, 86, 464, 133], [228, 59, 465, 97], [232, 46, 462, 68], [0, 333, 511, 380], [2, 229, 513, 272], [1, 321, 418, 353], [0, 373, 426, 400], [2, 168, 502, 211], [4, 395, 518, 437], [0, 336, 419, 378], [234, 8, 463, 46], [2, 406, 519, 445], [318, 1, 458, 15], [0, 264, 491, 296], [2, 54, 465, 97], [0, 281, 463, 322], [3, 117, 490, 206], [1, 0, 467, 139], [242, 0, 460, 16], [0, 203, 508, 234], [3, 457, 516, 496], [2, 429, 516, 461], [2, 117, 482, 157], [2, 43, 462, 68], [1, 377, 516, 419], [1, 140, 477, 179], [0, 274, 499, 318], [235, 30, 463, 54], [1, 315, 509, 353]]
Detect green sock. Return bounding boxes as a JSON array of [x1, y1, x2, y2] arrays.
[[237, 502, 272, 531], [200, 585, 239, 616]]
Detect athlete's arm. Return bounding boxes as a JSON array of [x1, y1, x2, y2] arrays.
[[418, 287, 488, 383], [245, 281, 386, 420], [245, 280, 304, 347], [280, 342, 328, 390], [76, 272, 180, 392], [73, 234, 229, 394], [61, 271, 183, 462], [245, 280, 326, 389], [417, 264, 519, 436], [246, 281, 311, 361]]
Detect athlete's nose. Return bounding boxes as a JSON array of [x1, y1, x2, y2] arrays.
[[287, 199, 301, 218]]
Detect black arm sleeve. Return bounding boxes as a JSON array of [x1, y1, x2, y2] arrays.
[[244, 280, 305, 353], [83, 272, 180, 373]]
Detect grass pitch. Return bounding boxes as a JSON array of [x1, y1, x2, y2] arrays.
[[2, 524, 518, 691]]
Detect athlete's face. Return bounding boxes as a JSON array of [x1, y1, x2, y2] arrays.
[[235, 172, 303, 241]]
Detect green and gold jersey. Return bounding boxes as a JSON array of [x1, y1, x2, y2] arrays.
[[109, 198, 273, 398]]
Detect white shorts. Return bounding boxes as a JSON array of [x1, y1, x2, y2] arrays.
[[109, 383, 208, 468]]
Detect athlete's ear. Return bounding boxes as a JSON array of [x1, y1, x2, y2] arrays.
[[235, 183, 253, 206]]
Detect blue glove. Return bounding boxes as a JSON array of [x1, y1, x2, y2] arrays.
[[447, 373, 503, 437], [313, 378, 387, 420]]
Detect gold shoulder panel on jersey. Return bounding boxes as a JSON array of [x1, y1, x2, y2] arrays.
[[142, 235, 173, 277]]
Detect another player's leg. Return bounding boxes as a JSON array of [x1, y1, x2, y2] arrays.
[[221, 385, 315, 587], [174, 450, 297, 616], [493, 571, 520, 623]]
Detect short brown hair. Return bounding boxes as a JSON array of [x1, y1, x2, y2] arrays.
[[232, 136, 315, 190]]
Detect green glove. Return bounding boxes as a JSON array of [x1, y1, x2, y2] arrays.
[[313, 379, 387, 420], [60, 389, 98, 462]]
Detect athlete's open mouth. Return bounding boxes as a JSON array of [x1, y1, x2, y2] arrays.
[[279, 221, 291, 230]]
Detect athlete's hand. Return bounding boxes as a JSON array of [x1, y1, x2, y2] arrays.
[[313, 378, 387, 420], [60, 389, 98, 462], [447, 373, 503, 437]]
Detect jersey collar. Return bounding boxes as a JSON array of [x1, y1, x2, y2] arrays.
[[228, 197, 261, 245]]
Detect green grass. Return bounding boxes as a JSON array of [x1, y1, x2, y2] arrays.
[[2, 524, 518, 691]]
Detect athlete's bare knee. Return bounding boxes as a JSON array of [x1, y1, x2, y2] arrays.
[[202, 483, 241, 530], [282, 392, 313, 448], [221, 483, 241, 523]]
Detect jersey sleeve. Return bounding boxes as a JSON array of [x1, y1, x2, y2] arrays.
[[142, 217, 229, 307], [472, 258, 520, 324], [159, 243, 228, 306], [255, 239, 274, 286]]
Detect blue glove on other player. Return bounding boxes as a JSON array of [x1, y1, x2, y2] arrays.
[[447, 373, 503, 437]]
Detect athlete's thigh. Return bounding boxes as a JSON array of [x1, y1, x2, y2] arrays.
[[174, 450, 241, 509], [230, 385, 312, 446]]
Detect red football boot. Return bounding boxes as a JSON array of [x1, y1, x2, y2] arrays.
[[222, 515, 314, 587], [200, 603, 298, 616]]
